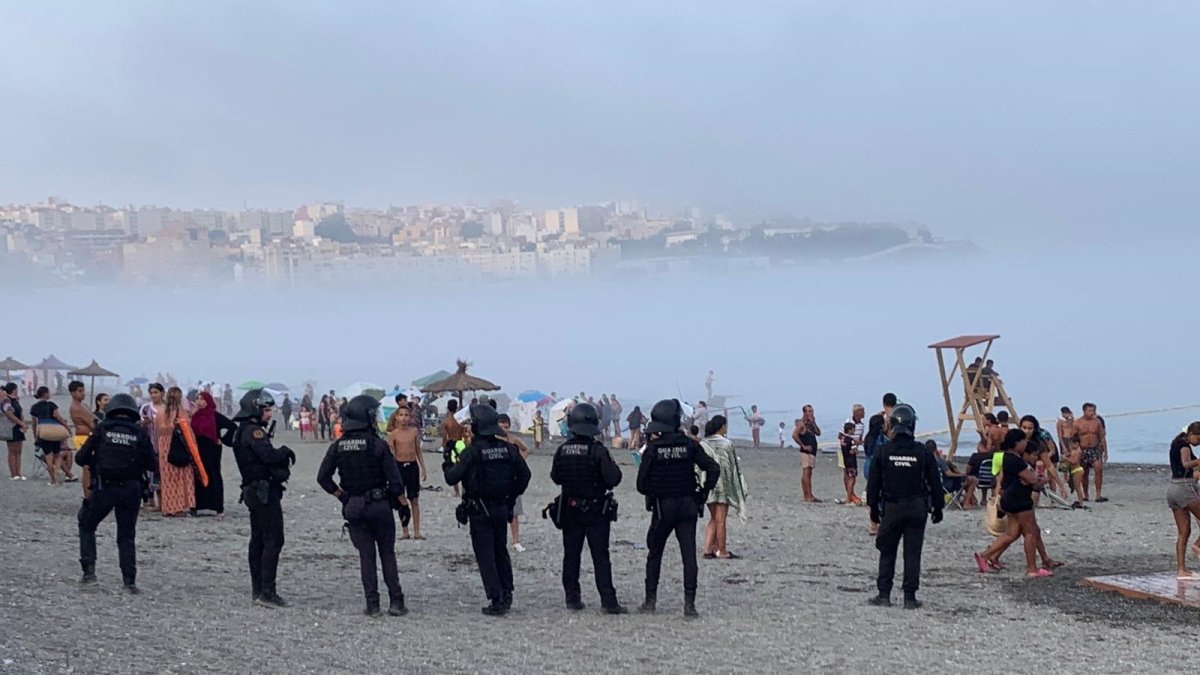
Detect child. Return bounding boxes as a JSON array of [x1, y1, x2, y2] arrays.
[[839, 422, 861, 505], [778, 421, 787, 448], [299, 408, 313, 439], [532, 410, 545, 449]]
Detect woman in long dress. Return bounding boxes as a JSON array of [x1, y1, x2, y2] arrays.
[[158, 386, 195, 517], [191, 391, 233, 517]]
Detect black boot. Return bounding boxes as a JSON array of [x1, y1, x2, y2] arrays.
[[565, 597, 585, 611], [868, 594, 891, 607], [903, 593, 923, 610], [604, 603, 629, 615], [364, 601, 382, 617], [256, 593, 289, 608], [639, 591, 657, 614], [683, 593, 699, 619], [123, 579, 141, 595], [501, 590, 513, 610], [388, 598, 408, 617], [481, 598, 508, 616], [80, 565, 97, 585], [251, 581, 263, 602]]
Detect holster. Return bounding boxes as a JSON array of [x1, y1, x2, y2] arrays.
[[542, 496, 563, 529], [244, 479, 271, 506], [602, 492, 619, 523]]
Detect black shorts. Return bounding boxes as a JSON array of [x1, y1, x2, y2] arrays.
[[397, 461, 421, 500], [36, 440, 62, 455]]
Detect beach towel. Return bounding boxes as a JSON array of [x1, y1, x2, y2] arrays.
[[701, 434, 749, 522]]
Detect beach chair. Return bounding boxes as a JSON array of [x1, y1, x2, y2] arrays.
[[943, 475, 968, 510], [29, 446, 47, 481], [1038, 486, 1074, 510]]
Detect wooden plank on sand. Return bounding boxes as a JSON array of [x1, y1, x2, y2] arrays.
[[1083, 572, 1200, 609]]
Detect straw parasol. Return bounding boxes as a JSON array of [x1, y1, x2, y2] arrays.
[[419, 359, 500, 402], [33, 355, 80, 394], [0, 356, 29, 382], [68, 360, 121, 396]]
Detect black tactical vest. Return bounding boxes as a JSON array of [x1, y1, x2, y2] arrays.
[[554, 440, 605, 499], [643, 432, 700, 498], [334, 433, 387, 495], [94, 419, 143, 480], [469, 439, 518, 501]]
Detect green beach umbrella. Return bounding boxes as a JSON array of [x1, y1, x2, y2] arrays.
[[237, 380, 266, 390]]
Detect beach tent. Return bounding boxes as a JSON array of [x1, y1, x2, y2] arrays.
[[508, 399, 540, 432], [411, 370, 452, 389], [548, 398, 576, 438], [419, 360, 500, 402], [68, 360, 120, 396], [338, 381, 386, 400], [0, 356, 29, 382]]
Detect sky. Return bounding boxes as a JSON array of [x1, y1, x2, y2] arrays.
[[3, 1, 1198, 241]]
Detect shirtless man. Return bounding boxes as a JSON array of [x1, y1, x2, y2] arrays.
[[68, 381, 94, 491], [1075, 403, 1108, 502], [440, 399, 465, 496], [1056, 407, 1075, 454], [984, 413, 1006, 452], [498, 414, 531, 553], [388, 407, 426, 539]]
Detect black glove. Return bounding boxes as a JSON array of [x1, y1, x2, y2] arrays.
[[281, 446, 296, 466], [930, 508, 944, 524], [869, 506, 880, 524]]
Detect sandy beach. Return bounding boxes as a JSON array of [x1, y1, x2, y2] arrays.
[[0, 431, 1193, 674]]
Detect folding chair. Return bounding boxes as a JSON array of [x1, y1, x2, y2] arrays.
[[943, 476, 967, 510], [29, 446, 48, 481], [1038, 486, 1075, 510]]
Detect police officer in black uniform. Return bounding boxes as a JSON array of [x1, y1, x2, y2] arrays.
[[444, 404, 532, 616], [232, 388, 296, 608], [549, 402, 627, 614], [76, 393, 158, 594], [865, 403, 944, 609], [636, 399, 719, 618], [317, 394, 408, 617]]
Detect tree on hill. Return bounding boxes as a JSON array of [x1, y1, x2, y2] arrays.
[[315, 213, 357, 243]]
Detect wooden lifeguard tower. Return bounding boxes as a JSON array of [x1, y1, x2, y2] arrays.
[[929, 335, 1019, 458]]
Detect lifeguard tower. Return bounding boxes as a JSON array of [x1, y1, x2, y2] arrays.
[[928, 335, 1019, 458]]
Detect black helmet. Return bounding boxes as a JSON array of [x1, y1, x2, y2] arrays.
[[342, 394, 380, 432], [645, 399, 683, 434], [890, 403, 918, 437], [104, 393, 139, 421], [568, 402, 602, 437], [234, 388, 276, 421], [469, 404, 502, 437]]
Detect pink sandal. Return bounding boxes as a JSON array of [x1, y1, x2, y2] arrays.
[[1026, 568, 1054, 578], [974, 553, 989, 573]]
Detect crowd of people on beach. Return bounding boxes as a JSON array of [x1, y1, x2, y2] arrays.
[[7, 363, 1200, 614]]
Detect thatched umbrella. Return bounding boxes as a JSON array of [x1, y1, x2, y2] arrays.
[[68, 360, 121, 397], [419, 360, 500, 403], [33, 355, 80, 395], [0, 356, 29, 382]]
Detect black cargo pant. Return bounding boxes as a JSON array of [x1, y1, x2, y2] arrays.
[[561, 506, 618, 607], [244, 485, 285, 597], [345, 496, 403, 606], [875, 496, 928, 595], [468, 500, 513, 602], [78, 480, 141, 583], [645, 496, 700, 596]]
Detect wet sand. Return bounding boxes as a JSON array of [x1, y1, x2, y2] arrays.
[[0, 433, 1193, 674]]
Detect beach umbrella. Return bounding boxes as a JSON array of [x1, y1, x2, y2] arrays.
[[125, 376, 150, 386], [237, 380, 266, 390], [33, 355, 80, 394], [418, 360, 500, 402], [264, 382, 290, 392], [411, 369, 453, 389], [338, 381, 386, 400], [516, 390, 552, 405], [0, 356, 29, 382], [68, 360, 120, 397]]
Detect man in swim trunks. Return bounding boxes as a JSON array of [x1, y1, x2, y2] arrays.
[[1056, 407, 1075, 455], [68, 381, 94, 490], [1075, 403, 1107, 502], [388, 407, 426, 540]]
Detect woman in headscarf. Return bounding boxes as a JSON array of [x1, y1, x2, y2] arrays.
[[700, 415, 748, 559], [191, 391, 233, 517]]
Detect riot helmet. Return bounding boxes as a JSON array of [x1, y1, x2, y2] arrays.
[[234, 388, 276, 421], [568, 402, 602, 437], [104, 393, 140, 421], [645, 399, 683, 434], [889, 403, 918, 437], [469, 403, 502, 437], [342, 394, 381, 432]]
